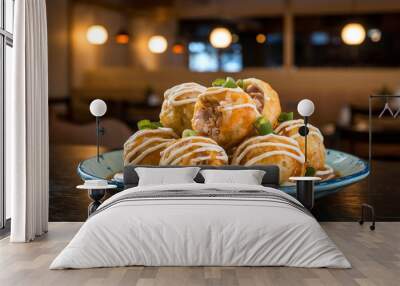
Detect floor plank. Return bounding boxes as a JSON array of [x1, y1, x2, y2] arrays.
[[0, 222, 399, 286]]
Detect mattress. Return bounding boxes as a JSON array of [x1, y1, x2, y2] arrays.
[[50, 183, 350, 269]]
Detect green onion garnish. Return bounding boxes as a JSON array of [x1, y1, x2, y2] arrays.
[[254, 116, 273, 135], [278, 112, 294, 123], [212, 77, 239, 88], [212, 78, 226, 87], [137, 119, 152, 130], [152, 121, 163, 128], [236, 79, 244, 89], [182, 129, 198, 137], [305, 167, 316, 177], [223, 77, 237, 88], [137, 120, 162, 130]]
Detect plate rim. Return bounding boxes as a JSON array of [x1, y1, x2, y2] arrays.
[[77, 148, 370, 191]]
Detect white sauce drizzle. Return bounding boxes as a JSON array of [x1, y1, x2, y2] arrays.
[[200, 87, 244, 97], [315, 164, 334, 176], [233, 142, 304, 165], [161, 142, 225, 165], [324, 173, 335, 180], [164, 82, 206, 106], [275, 120, 333, 177], [197, 87, 260, 119], [235, 134, 300, 157], [130, 142, 172, 165], [124, 128, 177, 165], [245, 150, 305, 166], [124, 137, 174, 164], [169, 147, 228, 165], [161, 136, 218, 156], [190, 156, 227, 165], [232, 134, 305, 166], [221, 103, 261, 117], [124, 128, 176, 150], [275, 119, 324, 141], [160, 136, 227, 166], [274, 119, 304, 133]]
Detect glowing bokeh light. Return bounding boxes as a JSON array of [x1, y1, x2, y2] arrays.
[[256, 33, 266, 44], [86, 25, 108, 45], [368, 28, 382, 42], [115, 31, 129, 44], [209, 27, 232, 48], [148, 35, 168, 54], [172, 43, 185, 54], [341, 23, 366, 45]]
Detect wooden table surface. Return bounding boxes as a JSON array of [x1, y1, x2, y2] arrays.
[[50, 145, 400, 222]]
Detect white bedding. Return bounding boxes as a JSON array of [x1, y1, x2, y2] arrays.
[[50, 183, 350, 269]]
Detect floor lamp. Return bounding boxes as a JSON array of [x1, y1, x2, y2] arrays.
[[290, 99, 321, 210], [89, 99, 107, 162]]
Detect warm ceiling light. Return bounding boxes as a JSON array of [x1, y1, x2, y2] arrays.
[[86, 25, 108, 45], [148, 35, 168, 54], [256, 33, 266, 44], [209, 27, 232, 48], [341, 23, 366, 45], [368, 28, 382, 42], [115, 30, 130, 45], [172, 43, 185, 54]]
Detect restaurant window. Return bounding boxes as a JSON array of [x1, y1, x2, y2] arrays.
[[295, 13, 400, 67], [188, 41, 242, 72], [179, 17, 283, 72]]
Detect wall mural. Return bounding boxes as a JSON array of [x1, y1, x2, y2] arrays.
[[123, 77, 333, 184]]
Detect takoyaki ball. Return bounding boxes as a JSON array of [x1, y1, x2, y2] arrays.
[[191, 87, 259, 150], [232, 134, 305, 184], [160, 135, 228, 166], [123, 127, 178, 166], [160, 82, 206, 135], [243, 78, 281, 127], [274, 119, 326, 171]]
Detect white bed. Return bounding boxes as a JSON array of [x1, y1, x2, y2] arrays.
[[50, 183, 350, 269]]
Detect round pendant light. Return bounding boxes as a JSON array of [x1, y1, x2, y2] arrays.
[[209, 27, 232, 49], [148, 35, 168, 54], [341, 23, 366, 45], [87, 25, 108, 45]]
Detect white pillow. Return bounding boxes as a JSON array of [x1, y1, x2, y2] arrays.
[[200, 169, 266, 185], [135, 167, 200, 186]]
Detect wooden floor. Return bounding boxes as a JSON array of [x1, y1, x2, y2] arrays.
[[1, 222, 399, 286]]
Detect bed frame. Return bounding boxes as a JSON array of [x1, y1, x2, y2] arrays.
[[123, 165, 280, 189]]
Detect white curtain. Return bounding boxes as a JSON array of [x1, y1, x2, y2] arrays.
[[7, 0, 49, 242]]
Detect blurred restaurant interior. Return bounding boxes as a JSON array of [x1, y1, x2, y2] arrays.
[[46, 0, 400, 221]]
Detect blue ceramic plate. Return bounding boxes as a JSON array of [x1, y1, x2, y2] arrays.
[[77, 149, 369, 199]]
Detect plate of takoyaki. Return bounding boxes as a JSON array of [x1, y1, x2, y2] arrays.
[[77, 77, 369, 198]]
